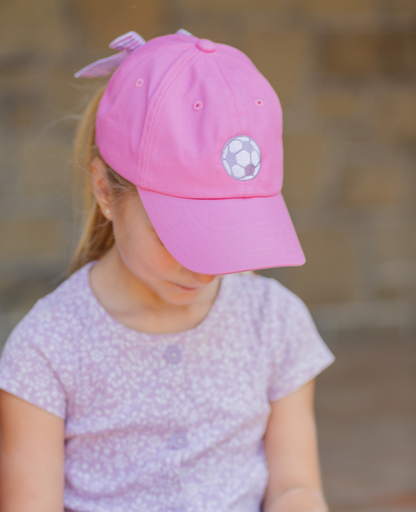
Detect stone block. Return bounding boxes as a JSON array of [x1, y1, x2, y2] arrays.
[[264, 231, 356, 304], [72, 0, 166, 51], [245, 31, 310, 107], [0, 70, 38, 137], [315, 93, 360, 119], [301, 0, 375, 15], [47, 69, 86, 116], [387, 0, 416, 18], [376, 260, 416, 292], [17, 144, 72, 198], [0, 0, 68, 51], [179, 0, 289, 10], [341, 167, 406, 206], [0, 218, 63, 258], [375, 230, 416, 262], [320, 32, 416, 77], [282, 134, 325, 208], [178, 3, 292, 42], [375, 90, 416, 140]]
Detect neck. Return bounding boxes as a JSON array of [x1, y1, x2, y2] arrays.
[[101, 246, 169, 310], [88, 246, 222, 335]]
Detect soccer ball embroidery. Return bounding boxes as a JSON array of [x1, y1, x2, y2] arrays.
[[221, 135, 261, 181]]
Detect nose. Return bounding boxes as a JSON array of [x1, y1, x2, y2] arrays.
[[182, 268, 216, 286]]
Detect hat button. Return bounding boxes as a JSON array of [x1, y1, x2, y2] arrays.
[[196, 39, 216, 53]]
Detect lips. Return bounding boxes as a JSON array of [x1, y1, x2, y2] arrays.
[[174, 283, 200, 291]]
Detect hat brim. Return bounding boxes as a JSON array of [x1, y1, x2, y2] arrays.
[[138, 189, 306, 275]]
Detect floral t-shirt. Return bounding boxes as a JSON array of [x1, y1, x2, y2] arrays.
[[0, 262, 334, 512]]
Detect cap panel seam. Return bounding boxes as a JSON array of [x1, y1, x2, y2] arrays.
[[140, 47, 199, 188], [213, 55, 250, 197], [145, 50, 205, 191], [131, 36, 196, 62], [109, 38, 194, 85], [212, 54, 246, 197], [139, 47, 201, 189], [212, 55, 242, 134], [216, 47, 259, 76]]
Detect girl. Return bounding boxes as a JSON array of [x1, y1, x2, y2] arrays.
[[0, 30, 334, 512]]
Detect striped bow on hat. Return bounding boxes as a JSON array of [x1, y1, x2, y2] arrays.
[[74, 29, 192, 78]]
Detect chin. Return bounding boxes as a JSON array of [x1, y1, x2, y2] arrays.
[[164, 290, 201, 306]]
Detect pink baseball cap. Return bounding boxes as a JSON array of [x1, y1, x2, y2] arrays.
[[75, 30, 305, 275]]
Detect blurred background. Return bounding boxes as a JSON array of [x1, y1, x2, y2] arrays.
[[0, 0, 415, 510]]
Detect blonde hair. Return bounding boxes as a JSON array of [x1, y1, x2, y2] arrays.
[[70, 86, 137, 274]]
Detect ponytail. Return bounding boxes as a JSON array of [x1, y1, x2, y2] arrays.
[[70, 86, 136, 274]]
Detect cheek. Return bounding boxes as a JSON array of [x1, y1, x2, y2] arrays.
[[113, 217, 176, 276]]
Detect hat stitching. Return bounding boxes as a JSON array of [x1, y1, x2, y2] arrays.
[[221, 135, 261, 181], [173, 211, 297, 260], [151, 193, 296, 260], [144, 191, 300, 269], [149, 191, 291, 239], [213, 54, 252, 197], [139, 47, 201, 189], [210, 54, 246, 197], [145, 48, 203, 188]]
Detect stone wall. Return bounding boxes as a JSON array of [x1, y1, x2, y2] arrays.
[[1, 0, 415, 343]]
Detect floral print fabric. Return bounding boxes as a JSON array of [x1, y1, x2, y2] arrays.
[[0, 263, 334, 512]]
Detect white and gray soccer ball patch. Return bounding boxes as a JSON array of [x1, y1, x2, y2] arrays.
[[221, 135, 261, 181]]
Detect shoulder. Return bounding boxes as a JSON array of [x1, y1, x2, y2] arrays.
[[2, 263, 93, 356], [225, 271, 321, 346], [0, 265, 94, 418], [228, 275, 335, 401], [226, 271, 307, 318]]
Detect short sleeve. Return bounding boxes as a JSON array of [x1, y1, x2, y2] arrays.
[[0, 301, 77, 419], [267, 287, 335, 402]]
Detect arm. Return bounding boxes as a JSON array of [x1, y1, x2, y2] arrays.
[[263, 380, 328, 512], [0, 390, 65, 512]]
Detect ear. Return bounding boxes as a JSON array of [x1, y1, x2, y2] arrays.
[[91, 157, 112, 220]]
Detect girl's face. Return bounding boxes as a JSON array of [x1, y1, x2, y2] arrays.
[[92, 158, 219, 306]]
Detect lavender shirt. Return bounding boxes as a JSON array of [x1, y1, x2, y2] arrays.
[[0, 262, 334, 512]]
